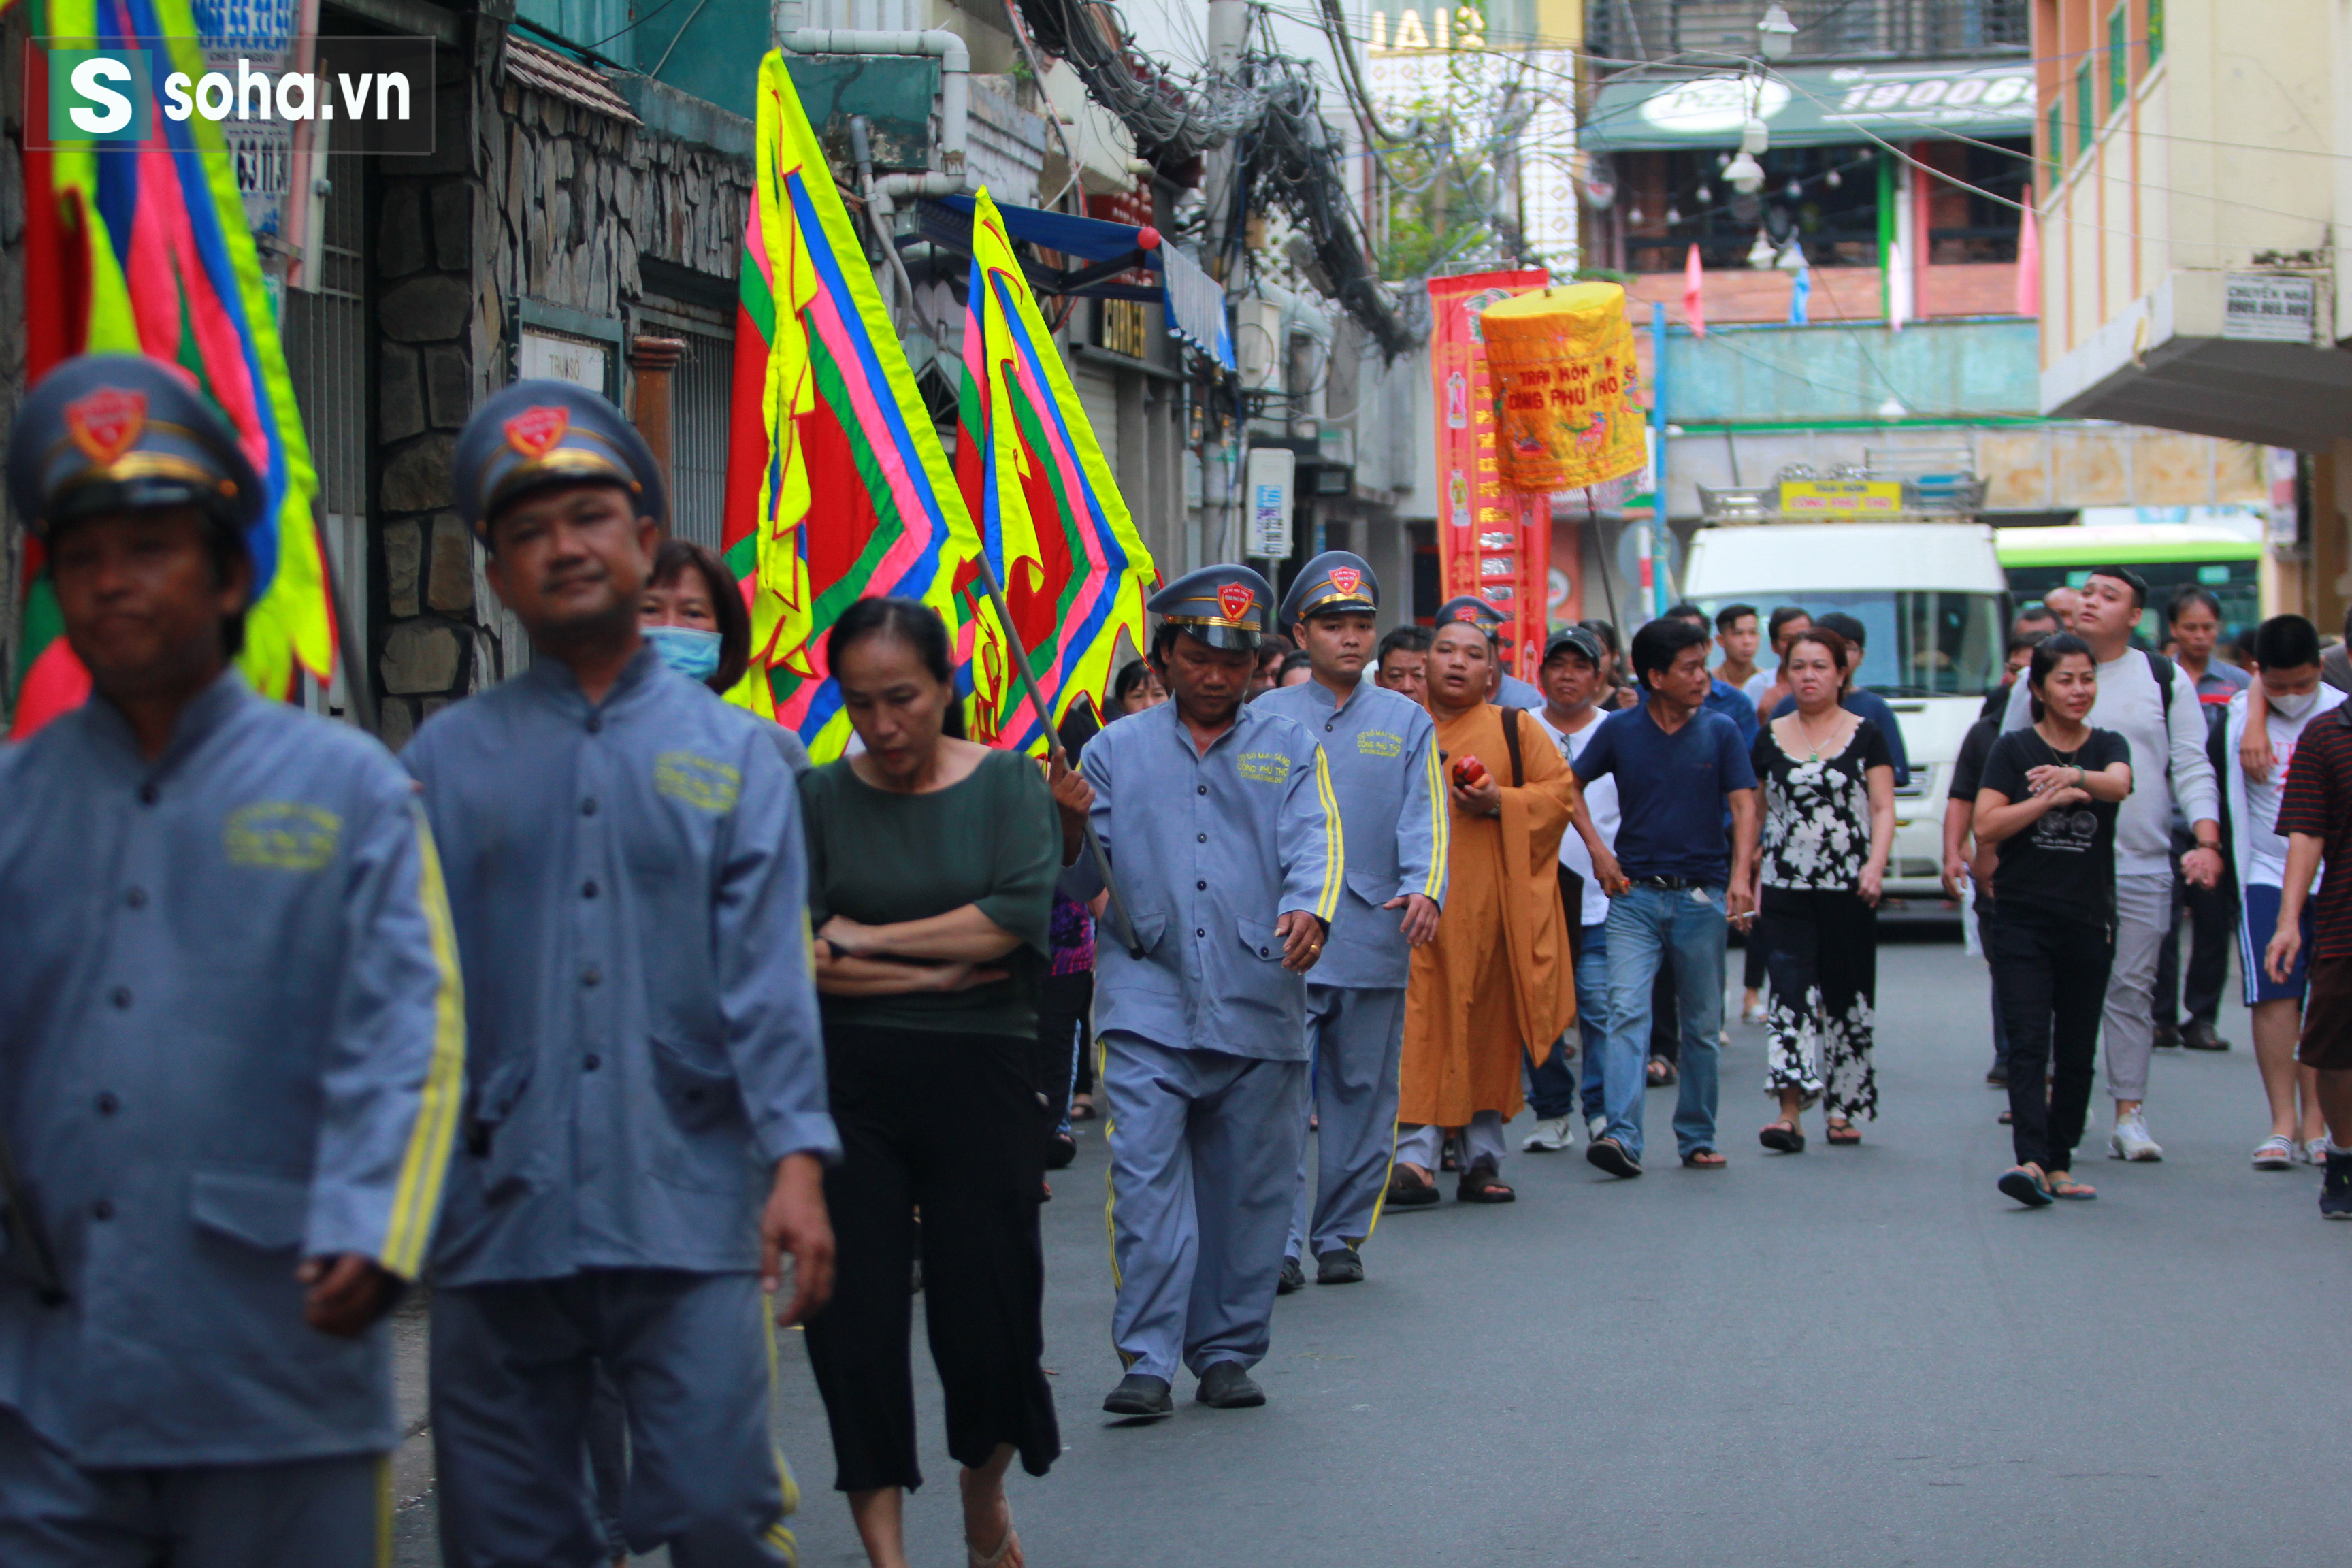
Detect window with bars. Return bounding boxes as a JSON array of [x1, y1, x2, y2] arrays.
[[666, 327, 736, 552], [2108, 4, 2128, 112], [2074, 64, 2093, 153], [2147, 0, 2163, 65]]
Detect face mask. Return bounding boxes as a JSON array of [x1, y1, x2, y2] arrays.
[[2272, 685, 2321, 720], [646, 625, 722, 681]]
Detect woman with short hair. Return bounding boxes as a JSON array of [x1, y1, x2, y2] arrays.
[[799, 596, 1077, 1568], [640, 537, 811, 774]]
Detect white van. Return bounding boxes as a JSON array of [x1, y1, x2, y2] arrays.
[[1681, 521, 2010, 906]]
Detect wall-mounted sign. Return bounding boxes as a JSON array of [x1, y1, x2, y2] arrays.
[[1779, 478, 1902, 517], [1365, 3, 1486, 51], [2223, 274, 2317, 344], [1245, 446, 1296, 559], [1586, 59, 2034, 151], [519, 328, 611, 395]]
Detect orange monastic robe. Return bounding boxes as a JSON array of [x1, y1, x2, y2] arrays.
[[1398, 703, 1580, 1128]]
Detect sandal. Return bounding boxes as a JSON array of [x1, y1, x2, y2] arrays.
[[1456, 1161, 1516, 1203], [1068, 1096, 1098, 1122], [2046, 1173, 2097, 1200], [1825, 1121, 1861, 1146], [1998, 1166, 2053, 1208], [1385, 1164, 1441, 1208], [1680, 1147, 1727, 1169], [2254, 1134, 2298, 1171], [1759, 1120, 1805, 1154], [1646, 1057, 1678, 1087], [968, 1514, 1022, 1568]]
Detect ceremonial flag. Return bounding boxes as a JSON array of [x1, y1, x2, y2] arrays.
[[1681, 243, 1706, 338], [10, 0, 336, 737], [953, 189, 1154, 754], [722, 51, 983, 761]]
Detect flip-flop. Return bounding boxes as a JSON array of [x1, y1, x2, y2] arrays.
[[1825, 1122, 1861, 1146], [1998, 1166, 2053, 1207], [1759, 1122, 1805, 1154], [1681, 1148, 1727, 1169], [2046, 1175, 2097, 1200]]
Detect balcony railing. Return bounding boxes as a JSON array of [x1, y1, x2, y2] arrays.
[[1588, 0, 2029, 67]]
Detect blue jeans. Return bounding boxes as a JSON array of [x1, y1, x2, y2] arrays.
[[1527, 922, 1613, 1120], [1601, 885, 1729, 1161]]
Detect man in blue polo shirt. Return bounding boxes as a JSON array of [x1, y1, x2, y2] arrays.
[[1572, 616, 1759, 1175]]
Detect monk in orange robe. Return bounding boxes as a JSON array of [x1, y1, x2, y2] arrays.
[[1391, 617, 1590, 1203]]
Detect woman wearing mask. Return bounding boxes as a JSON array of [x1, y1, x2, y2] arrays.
[[1974, 633, 2134, 1207], [640, 538, 811, 775], [799, 597, 1079, 1568], [1750, 628, 1895, 1152]]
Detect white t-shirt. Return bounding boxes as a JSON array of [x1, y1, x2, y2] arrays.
[[1741, 668, 1775, 710], [1535, 707, 1618, 927], [2243, 686, 2348, 887]]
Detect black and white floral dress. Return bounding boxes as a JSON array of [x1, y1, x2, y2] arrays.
[[1751, 715, 1895, 1119]]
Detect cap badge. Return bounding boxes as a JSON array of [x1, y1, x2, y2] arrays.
[[1454, 604, 1480, 622], [1216, 583, 1256, 623], [64, 387, 148, 466], [1328, 567, 1362, 598], [504, 405, 572, 459]]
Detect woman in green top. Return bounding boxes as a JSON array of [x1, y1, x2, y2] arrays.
[[798, 596, 1074, 1568]]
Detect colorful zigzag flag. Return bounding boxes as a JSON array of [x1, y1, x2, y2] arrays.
[[723, 50, 987, 760], [953, 189, 1154, 755], [10, 0, 336, 737]]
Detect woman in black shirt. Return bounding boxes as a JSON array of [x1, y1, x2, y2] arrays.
[[1974, 634, 2134, 1207], [1750, 627, 1895, 1152]]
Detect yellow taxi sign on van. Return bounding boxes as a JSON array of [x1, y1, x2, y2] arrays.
[[1778, 478, 1904, 517]]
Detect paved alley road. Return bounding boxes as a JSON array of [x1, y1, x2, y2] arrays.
[[402, 932, 2351, 1565]]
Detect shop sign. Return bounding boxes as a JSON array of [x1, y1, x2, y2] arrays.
[[2222, 274, 2316, 343], [1778, 478, 1901, 516]]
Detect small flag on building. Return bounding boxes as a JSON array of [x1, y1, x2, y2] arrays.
[[1682, 243, 1707, 338]]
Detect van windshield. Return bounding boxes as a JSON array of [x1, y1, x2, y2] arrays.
[[1700, 591, 2006, 699]]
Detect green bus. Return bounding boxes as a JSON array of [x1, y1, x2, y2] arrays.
[[1997, 521, 2263, 646]]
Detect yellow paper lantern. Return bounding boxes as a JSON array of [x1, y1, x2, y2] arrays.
[[1480, 282, 1646, 492]]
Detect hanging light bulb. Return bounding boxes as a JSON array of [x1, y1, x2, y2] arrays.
[[1724, 151, 1765, 195], [1784, 176, 1803, 201], [1825, 166, 1843, 189], [1716, 151, 1732, 169], [1757, 2, 1797, 61], [1628, 202, 1646, 225], [1776, 238, 1807, 271], [1693, 183, 1712, 204], [1740, 115, 1770, 155], [1665, 202, 1682, 225], [1876, 395, 1910, 420], [1746, 229, 1776, 269]]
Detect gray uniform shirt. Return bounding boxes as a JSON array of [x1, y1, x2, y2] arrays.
[[1252, 679, 1445, 989], [1999, 646, 2219, 877], [1075, 699, 1343, 1060], [404, 647, 837, 1288], [0, 674, 463, 1467]]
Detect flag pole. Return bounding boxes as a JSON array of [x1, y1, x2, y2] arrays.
[[970, 558, 1144, 958]]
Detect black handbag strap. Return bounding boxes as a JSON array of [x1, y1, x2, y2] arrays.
[[1502, 706, 1526, 789]]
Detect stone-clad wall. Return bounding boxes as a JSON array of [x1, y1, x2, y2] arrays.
[[369, 27, 753, 747]]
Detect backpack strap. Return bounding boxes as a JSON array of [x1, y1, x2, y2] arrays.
[[2144, 649, 2178, 779], [1502, 706, 1526, 789]]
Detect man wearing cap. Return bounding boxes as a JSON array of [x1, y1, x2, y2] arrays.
[[406, 380, 838, 1567], [1256, 552, 1446, 1292], [0, 355, 464, 1563], [1074, 564, 1342, 1418], [1436, 594, 1546, 710]]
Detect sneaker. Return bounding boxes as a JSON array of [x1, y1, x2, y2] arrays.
[[1586, 1113, 1610, 1143], [2182, 1019, 2232, 1051], [2322, 1154, 2352, 1220], [1522, 1115, 1576, 1152], [1275, 1255, 1305, 1295], [2108, 1113, 2164, 1162]]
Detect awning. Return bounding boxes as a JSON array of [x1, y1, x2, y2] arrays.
[[911, 195, 1237, 370], [1584, 59, 2036, 152]]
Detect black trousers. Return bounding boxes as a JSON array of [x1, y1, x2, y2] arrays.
[[804, 1025, 1060, 1493], [2155, 823, 2234, 1029], [1033, 971, 1093, 1132], [1989, 906, 2114, 1173]]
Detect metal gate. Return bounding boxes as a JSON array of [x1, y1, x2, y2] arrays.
[[280, 143, 370, 723], [668, 326, 734, 551]]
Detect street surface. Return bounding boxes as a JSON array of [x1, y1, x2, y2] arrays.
[[396, 932, 2347, 1564]]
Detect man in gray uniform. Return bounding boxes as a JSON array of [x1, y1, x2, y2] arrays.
[[1258, 553, 1446, 1290], [1078, 565, 1343, 1417], [409, 381, 838, 1567], [0, 355, 465, 1564], [1438, 594, 1544, 709]]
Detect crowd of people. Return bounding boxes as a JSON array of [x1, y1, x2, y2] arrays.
[[6, 350, 2352, 1567]]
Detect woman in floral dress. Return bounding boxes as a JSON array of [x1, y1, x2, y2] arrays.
[[1750, 627, 1897, 1151]]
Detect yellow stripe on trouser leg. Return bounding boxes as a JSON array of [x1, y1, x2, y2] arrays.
[[762, 1298, 802, 1564], [1100, 1037, 1135, 1369], [375, 1454, 393, 1568]]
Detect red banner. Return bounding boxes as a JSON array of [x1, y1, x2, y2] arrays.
[[1428, 270, 1552, 677]]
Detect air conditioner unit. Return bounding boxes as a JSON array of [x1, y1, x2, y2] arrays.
[[1235, 299, 1284, 393]]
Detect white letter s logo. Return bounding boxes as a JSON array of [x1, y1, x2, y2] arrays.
[[69, 56, 133, 135]]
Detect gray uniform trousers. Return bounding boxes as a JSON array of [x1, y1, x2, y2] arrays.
[[431, 1269, 797, 1568], [1104, 1031, 1310, 1383], [1285, 984, 1409, 1261], [0, 1405, 385, 1568]]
